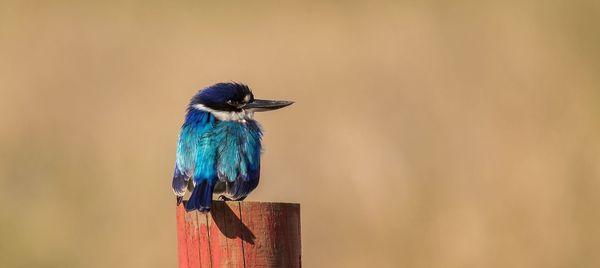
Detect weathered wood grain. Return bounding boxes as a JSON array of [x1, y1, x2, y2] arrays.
[[176, 201, 301, 268], [207, 201, 245, 267], [182, 208, 201, 268], [176, 205, 189, 268]]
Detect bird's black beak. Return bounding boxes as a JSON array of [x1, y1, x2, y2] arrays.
[[244, 99, 294, 112]]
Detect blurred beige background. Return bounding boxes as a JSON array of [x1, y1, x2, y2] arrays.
[[1, 1, 599, 267]]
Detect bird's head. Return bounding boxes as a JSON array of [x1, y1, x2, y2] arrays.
[[189, 82, 293, 122]]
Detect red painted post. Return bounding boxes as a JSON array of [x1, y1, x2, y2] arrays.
[[176, 201, 301, 268]]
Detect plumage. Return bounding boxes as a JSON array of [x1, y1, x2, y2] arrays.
[[172, 82, 292, 212]]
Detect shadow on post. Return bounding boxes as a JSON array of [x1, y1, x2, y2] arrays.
[[210, 201, 256, 244]]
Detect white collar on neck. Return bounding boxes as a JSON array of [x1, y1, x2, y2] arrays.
[[192, 104, 254, 122]]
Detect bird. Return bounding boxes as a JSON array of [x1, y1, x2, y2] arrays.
[[172, 82, 293, 212]]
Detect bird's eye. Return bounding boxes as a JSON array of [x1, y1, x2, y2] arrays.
[[227, 99, 247, 108]]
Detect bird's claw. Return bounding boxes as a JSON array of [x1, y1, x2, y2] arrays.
[[219, 195, 233, 201]]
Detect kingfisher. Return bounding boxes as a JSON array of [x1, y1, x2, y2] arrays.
[[172, 82, 293, 212]]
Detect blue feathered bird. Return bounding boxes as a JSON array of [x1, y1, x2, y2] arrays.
[[172, 82, 293, 212]]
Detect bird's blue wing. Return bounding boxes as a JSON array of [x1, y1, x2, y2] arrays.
[[172, 110, 216, 196]]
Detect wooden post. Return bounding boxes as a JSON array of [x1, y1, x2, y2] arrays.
[[176, 201, 301, 268]]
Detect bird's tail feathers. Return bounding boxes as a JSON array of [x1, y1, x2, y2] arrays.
[[185, 180, 214, 213]]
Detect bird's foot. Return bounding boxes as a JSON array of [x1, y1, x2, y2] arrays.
[[219, 195, 233, 201], [218, 195, 248, 202]]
